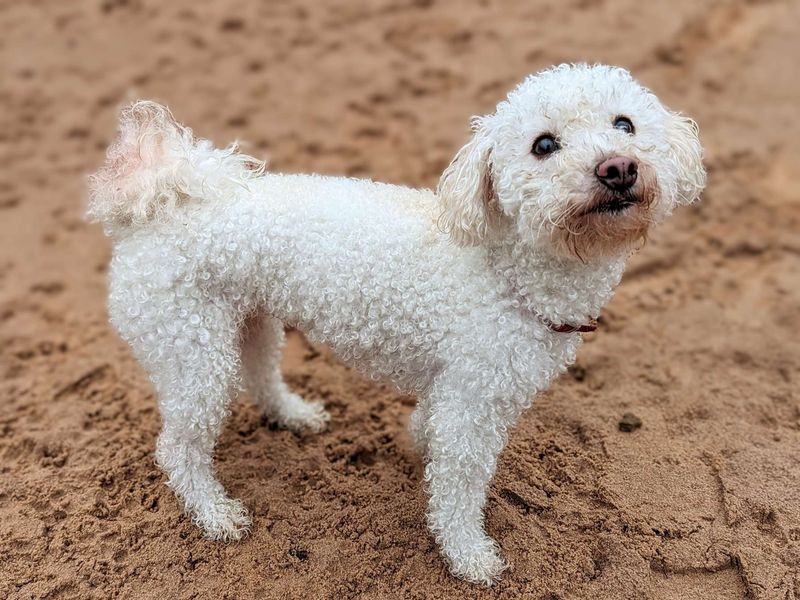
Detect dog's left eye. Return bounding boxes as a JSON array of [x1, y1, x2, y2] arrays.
[[532, 134, 559, 157], [613, 116, 635, 134]]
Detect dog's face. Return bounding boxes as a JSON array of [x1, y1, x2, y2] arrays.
[[438, 64, 705, 259]]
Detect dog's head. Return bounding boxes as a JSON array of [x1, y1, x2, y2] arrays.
[[437, 64, 705, 259]]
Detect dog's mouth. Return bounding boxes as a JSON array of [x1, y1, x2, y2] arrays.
[[582, 190, 641, 216]]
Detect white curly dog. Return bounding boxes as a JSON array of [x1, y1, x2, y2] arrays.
[[88, 64, 704, 584]]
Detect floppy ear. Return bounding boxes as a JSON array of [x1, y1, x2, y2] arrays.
[[666, 112, 706, 205], [437, 118, 500, 246]]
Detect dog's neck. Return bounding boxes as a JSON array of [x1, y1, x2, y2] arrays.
[[488, 239, 626, 328]]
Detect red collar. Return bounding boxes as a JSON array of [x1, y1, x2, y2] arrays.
[[541, 317, 598, 333]]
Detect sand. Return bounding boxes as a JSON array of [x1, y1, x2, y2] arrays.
[[1, 0, 798, 598]]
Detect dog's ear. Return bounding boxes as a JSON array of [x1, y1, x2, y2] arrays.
[[87, 101, 196, 228], [666, 112, 706, 205], [437, 118, 501, 246]]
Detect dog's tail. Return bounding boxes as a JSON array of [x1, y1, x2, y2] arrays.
[[87, 100, 264, 235]]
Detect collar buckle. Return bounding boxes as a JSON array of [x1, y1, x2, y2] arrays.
[[543, 317, 598, 334]]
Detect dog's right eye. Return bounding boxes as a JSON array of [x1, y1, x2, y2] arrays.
[[532, 134, 559, 157]]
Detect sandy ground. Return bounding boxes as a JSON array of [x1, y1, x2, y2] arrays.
[[1, 0, 799, 598]]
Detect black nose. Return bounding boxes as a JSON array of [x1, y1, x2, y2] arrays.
[[596, 156, 638, 191]]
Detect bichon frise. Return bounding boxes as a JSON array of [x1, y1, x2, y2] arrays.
[[88, 64, 704, 584]]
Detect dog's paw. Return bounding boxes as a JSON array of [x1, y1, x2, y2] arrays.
[[273, 397, 330, 433], [194, 497, 252, 542], [447, 538, 509, 586]]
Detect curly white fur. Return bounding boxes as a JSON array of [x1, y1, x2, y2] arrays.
[[87, 64, 704, 585]]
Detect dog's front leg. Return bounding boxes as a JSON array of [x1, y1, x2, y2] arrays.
[[422, 371, 518, 585]]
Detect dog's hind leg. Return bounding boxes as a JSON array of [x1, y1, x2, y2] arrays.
[[241, 313, 330, 433], [143, 304, 251, 541]]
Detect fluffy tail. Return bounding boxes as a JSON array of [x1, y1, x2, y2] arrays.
[[87, 101, 264, 234]]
